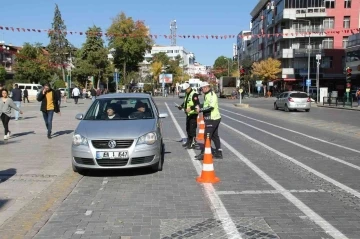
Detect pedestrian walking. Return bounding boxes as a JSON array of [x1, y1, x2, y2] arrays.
[[356, 88, 360, 107], [0, 89, 23, 140], [195, 82, 223, 160], [90, 87, 97, 102], [177, 83, 200, 149], [11, 84, 22, 120], [72, 86, 80, 104], [37, 83, 61, 139], [23, 88, 30, 103]]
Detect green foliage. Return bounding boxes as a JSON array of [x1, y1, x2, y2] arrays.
[[240, 55, 254, 74], [107, 12, 153, 85], [143, 84, 153, 92], [47, 3, 70, 79], [72, 26, 109, 88], [14, 43, 53, 84], [152, 52, 169, 66], [213, 56, 234, 79], [0, 66, 6, 82]]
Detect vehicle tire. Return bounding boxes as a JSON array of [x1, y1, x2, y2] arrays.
[[274, 103, 278, 110], [152, 143, 164, 172], [284, 104, 290, 112], [305, 109, 310, 112]]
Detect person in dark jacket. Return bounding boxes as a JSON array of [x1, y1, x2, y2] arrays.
[[23, 89, 30, 103], [37, 83, 61, 139], [11, 84, 22, 120], [55, 88, 62, 108]]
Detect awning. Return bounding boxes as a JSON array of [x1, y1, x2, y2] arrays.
[[284, 78, 297, 82]]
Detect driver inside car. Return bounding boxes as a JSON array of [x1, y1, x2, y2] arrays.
[[128, 101, 151, 119]]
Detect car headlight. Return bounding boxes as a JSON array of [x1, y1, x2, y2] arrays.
[[137, 132, 157, 145], [72, 133, 88, 146]]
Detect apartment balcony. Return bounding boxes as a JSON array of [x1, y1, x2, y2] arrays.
[[276, 8, 326, 24], [282, 68, 295, 78], [275, 49, 294, 59], [295, 7, 327, 18], [293, 48, 324, 57]]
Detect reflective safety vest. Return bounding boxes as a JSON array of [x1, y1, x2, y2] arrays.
[[203, 91, 221, 120], [184, 90, 197, 116]]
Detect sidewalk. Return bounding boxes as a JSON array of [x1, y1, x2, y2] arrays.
[[0, 98, 91, 238], [317, 104, 360, 111]]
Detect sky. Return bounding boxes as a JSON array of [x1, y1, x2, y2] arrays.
[[0, 0, 256, 66]]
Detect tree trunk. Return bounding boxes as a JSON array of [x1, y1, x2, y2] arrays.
[[123, 61, 126, 92], [248, 82, 251, 96], [97, 70, 101, 89], [62, 67, 66, 82]]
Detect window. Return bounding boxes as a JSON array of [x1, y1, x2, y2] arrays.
[[324, 0, 335, 8], [322, 38, 334, 49], [344, 0, 351, 8], [343, 36, 349, 49], [343, 16, 350, 29], [323, 17, 334, 29], [322, 57, 333, 68], [167, 50, 173, 53]]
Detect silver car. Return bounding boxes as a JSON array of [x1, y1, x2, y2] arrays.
[[71, 93, 168, 174], [274, 91, 311, 112]]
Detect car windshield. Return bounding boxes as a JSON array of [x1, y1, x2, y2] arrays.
[[290, 93, 308, 98], [83, 98, 155, 120]]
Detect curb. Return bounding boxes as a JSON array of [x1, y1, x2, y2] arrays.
[[317, 105, 360, 111]]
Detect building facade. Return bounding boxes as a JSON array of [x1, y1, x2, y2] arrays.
[[250, 0, 359, 93], [346, 33, 360, 90], [139, 45, 196, 80], [236, 30, 252, 62], [185, 62, 209, 77], [0, 42, 20, 79]]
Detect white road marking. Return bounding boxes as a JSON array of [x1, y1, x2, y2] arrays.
[[220, 107, 360, 154], [220, 122, 360, 199], [221, 113, 360, 172], [165, 103, 242, 239], [221, 139, 348, 239], [85, 210, 93, 216], [217, 189, 334, 195]]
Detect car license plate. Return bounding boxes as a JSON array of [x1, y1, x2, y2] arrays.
[[96, 151, 128, 159], [297, 104, 305, 107]]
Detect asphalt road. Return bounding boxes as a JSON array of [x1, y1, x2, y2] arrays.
[[1, 96, 360, 239]]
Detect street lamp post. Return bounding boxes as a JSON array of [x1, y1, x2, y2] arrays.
[[161, 67, 166, 97], [316, 54, 321, 103]]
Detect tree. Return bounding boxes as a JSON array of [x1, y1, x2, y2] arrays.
[[13, 43, 53, 84], [72, 26, 109, 89], [194, 73, 209, 81], [152, 52, 169, 66], [47, 4, 70, 82], [107, 12, 153, 88], [240, 55, 254, 94], [213, 56, 233, 79], [0, 66, 6, 82], [150, 61, 162, 89], [252, 57, 281, 82]]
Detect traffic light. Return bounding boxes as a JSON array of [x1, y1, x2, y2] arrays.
[[240, 68, 245, 78], [346, 67, 352, 82]]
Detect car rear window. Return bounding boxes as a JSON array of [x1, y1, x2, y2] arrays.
[[290, 93, 308, 98]]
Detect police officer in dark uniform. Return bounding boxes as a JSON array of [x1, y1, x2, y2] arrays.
[[177, 83, 200, 149], [195, 82, 222, 160]]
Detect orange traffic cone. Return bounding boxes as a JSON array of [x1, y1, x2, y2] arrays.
[[196, 134, 220, 184], [196, 115, 205, 141]]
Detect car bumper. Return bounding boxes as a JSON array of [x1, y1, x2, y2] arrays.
[[71, 142, 161, 170], [288, 102, 311, 109]]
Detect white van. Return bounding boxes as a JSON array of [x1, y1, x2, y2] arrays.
[[15, 83, 42, 98]]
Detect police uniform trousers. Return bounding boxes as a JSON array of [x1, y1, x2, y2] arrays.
[[204, 118, 221, 150], [186, 114, 198, 139]]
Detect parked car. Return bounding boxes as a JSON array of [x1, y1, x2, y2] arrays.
[[274, 91, 311, 112], [178, 89, 186, 98], [71, 93, 168, 174]]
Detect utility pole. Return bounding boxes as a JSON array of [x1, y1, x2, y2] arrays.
[[316, 54, 321, 103]]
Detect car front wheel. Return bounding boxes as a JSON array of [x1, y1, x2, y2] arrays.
[[152, 143, 164, 172]]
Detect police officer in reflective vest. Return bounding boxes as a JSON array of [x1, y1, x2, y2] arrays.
[[195, 82, 223, 160], [177, 83, 200, 149]]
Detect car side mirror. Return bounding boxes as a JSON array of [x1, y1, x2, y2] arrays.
[[159, 113, 168, 118], [75, 113, 83, 120]]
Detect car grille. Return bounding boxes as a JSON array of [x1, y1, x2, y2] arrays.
[[131, 156, 155, 165], [74, 157, 95, 165], [91, 140, 134, 149], [96, 159, 129, 167]]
